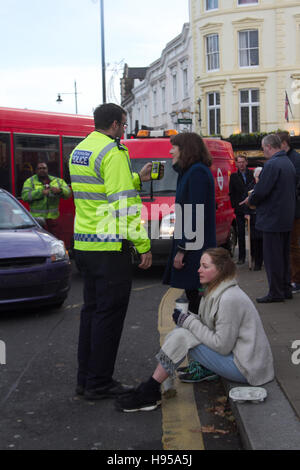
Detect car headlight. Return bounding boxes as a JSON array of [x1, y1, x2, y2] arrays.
[[50, 240, 69, 262], [159, 213, 176, 239]]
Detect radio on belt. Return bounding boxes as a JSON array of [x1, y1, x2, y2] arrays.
[[151, 161, 164, 180]]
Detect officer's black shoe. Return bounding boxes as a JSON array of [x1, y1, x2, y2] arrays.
[[256, 295, 284, 304], [84, 380, 134, 400]]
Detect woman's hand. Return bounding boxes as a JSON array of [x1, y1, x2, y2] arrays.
[[173, 251, 185, 270], [172, 308, 189, 326]]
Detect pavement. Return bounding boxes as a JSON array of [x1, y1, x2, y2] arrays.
[[159, 261, 300, 451]]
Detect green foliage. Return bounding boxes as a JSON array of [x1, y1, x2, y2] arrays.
[[225, 130, 286, 147]]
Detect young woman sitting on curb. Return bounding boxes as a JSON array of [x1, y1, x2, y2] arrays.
[[116, 247, 274, 413]]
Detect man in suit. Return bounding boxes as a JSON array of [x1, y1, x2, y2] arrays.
[[277, 132, 300, 294], [244, 134, 296, 303], [229, 154, 255, 264]]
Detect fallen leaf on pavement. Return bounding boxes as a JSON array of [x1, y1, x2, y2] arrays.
[[201, 425, 230, 435]]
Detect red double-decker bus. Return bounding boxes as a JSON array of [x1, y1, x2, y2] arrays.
[[0, 107, 94, 249], [0, 107, 237, 263]]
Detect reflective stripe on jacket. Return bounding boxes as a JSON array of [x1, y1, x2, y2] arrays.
[[69, 131, 150, 253], [21, 174, 71, 219]]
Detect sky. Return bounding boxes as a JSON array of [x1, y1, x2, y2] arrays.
[[0, 0, 189, 116]]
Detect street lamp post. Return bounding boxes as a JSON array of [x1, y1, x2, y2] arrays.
[[56, 80, 79, 114], [100, 0, 106, 103], [197, 98, 202, 134]]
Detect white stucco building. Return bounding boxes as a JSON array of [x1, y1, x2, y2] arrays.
[[190, 0, 300, 137], [121, 23, 196, 134]]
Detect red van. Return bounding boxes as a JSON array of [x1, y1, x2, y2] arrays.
[[123, 131, 237, 264]]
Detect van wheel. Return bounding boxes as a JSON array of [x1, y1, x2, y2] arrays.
[[223, 225, 237, 258]]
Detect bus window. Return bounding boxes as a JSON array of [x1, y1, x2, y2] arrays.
[[14, 134, 60, 197], [62, 136, 85, 184], [0, 133, 11, 192]]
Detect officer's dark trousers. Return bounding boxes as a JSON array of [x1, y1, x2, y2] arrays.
[[75, 246, 132, 391], [263, 231, 291, 299]]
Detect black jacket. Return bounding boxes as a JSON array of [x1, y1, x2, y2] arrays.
[[249, 151, 296, 232], [287, 148, 300, 219], [229, 169, 255, 214]]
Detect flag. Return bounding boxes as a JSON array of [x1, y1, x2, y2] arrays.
[[285, 91, 289, 122]]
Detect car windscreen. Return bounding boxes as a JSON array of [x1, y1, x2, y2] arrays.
[[130, 158, 177, 196], [0, 192, 36, 229]]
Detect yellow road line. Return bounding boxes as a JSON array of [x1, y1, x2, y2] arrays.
[[158, 288, 205, 451]]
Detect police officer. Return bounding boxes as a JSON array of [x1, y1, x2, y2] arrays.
[[69, 103, 152, 400], [21, 162, 71, 239]]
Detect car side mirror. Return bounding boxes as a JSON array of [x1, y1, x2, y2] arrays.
[[35, 217, 46, 228]]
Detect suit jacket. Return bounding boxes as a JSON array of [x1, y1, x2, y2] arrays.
[[249, 150, 296, 232], [229, 169, 255, 214], [287, 148, 300, 219]]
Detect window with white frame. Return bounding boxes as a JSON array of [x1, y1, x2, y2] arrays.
[[238, 0, 258, 4], [207, 92, 221, 135], [206, 34, 220, 71], [183, 69, 188, 98], [172, 73, 178, 101], [161, 86, 166, 113], [206, 0, 218, 10], [239, 30, 259, 67], [153, 89, 157, 115], [240, 89, 260, 133], [144, 104, 148, 126]]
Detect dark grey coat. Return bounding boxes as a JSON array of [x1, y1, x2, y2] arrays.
[[287, 148, 300, 219], [249, 150, 296, 232]]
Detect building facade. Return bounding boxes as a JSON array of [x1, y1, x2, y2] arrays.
[[121, 23, 196, 134], [190, 0, 300, 137]]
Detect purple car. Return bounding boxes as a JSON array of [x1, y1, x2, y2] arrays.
[[0, 188, 71, 311]]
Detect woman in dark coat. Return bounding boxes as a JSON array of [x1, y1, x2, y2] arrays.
[[163, 133, 217, 312]]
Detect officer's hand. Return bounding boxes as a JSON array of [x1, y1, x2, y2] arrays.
[[138, 251, 152, 270], [139, 163, 152, 182], [158, 164, 164, 180], [50, 187, 61, 195], [43, 189, 50, 196]]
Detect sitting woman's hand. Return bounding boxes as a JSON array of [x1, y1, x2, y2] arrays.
[[172, 308, 189, 327]]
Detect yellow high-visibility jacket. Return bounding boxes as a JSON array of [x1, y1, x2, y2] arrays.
[[21, 174, 71, 219], [69, 131, 150, 253]]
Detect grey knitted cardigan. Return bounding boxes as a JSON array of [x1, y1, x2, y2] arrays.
[[157, 279, 274, 386]]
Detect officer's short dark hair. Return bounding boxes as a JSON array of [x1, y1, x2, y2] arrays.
[[36, 160, 48, 170], [94, 103, 127, 130]]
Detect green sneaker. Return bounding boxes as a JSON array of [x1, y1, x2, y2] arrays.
[[177, 360, 201, 375], [179, 364, 218, 383]]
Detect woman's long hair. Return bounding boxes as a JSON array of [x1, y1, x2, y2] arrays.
[[170, 132, 212, 170], [202, 247, 236, 294]]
